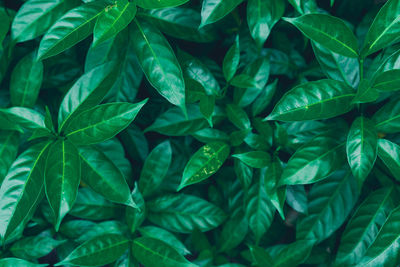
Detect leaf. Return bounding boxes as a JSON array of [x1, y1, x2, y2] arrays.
[[232, 151, 271, 168], [132, 237, 197, 267], [57, 234, 129, 266], [0, 107, 48, 131], [372, 69, 400, 92], [245, 174, 276, 244], [0, 130, 19, 184], [10, 51, 43, 108], [266, 79, 355, 121], [311, 41, 360, 87], [249, 245, 274, 266], [37, 1, 107, 60], [136, 0, 189, 9], [0, 258, 47, 267], [125, 183, 146, 233], [247, 0, 285, 47], [286, 185, 308, 214], [200, 0, 245, 27], [0, 9, 11, 44], [373, 99, 400, 133], [346, 116, 378, 184], [10, 230, 65, 260], [64, 100, 147, 145], [139, 8, 217, 43], [93, 0, 137, 47], [268, 240, 314, 267], [296, 170, 359, 243], [130, 18, 186, 113], [226, 104, 251, 130], [284, 14, 358, 57], [353, 79, 379, 104], [199, 95, 215, 126], [361, 0, 400, 57], [0, 141, 51, 242], [252, 80, 278, 116], [145, 104, 225, 136], [223, 35, 240, 82], [230, 74, 259, 89], [377, 139, 400, 182], [138, 226, 191, 256], [45, 139, 81, 230], [79, 145, 136, 207], [179, 142, 230, 190], [11, 0, 80, 43], [335, 187, 394, 265], [70, 187, 122, 221], [279, 134, 345, 185], [263, 158, 286, 219], [58, 61, 117, 132], [139, 141, 172, 197], [218, 208, 248, 252], [147, 194, 226, 233]]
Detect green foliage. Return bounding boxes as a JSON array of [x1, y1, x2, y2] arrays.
[[2, 0, 400, 266]]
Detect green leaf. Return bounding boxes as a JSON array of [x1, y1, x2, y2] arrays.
[[247, 0, 285, 47], [136, 0, 189, 9], [58, 62, 118, 132], [223, 35, 240, 82], [179, 142, 230, 190], [284, 14, 358, 57], [139, 140, 172, 197], [147, 194, 226, 233], [70, 187, 122, 221], [79, 145, 136, 207], [0, 130, 19, 184], [199, 95, 215, 127], [10, 230, 65, 260], [218, 208, 248, 252], [346, 116, 378, 184], [0, 107, 48, 131], [279, 134, 345, 185], [145, 104, 224, 136], [232, 151, 271, 168], [0, 258, 46, 267], [372, 69, 400, 92], [11, 0, 80, 43], [126, 183, 146, 233], [353, 79, 379, 104], [312, 41, 360, 87], [266, 79, 355, 121], [139, 8, 217, 43], [355, 205, 400, 266], [377, 139, 400, 182], [45, 139, 81, 230], [335, 187, 394, 265], [230, 74, 259, 89], [0, 141, 51, 242], [10, 51, 43, 108], [37, 1, 106, 60], [245, 175, 275, 244], [296, 170, 359, 243], [132, 237, 197, 267], [57, 234, 129, 266], [64, 100, 147, 145], [234, 158, 253, 189], [249, 245, 274, 266], [0, 9, 11, 44], [373, 99, 400, 133], [200, 0, 244, 27], [138, 226, 191, 256], [130, 18, 186, 113], [268, 240, 314, 267], [226, 104, 251, 130], [286, 185, 308, 214], [252, 80, 278, 116], [93, 0, 137, 47], [263, 158, 286, 219], [361, 0, 400, 57]]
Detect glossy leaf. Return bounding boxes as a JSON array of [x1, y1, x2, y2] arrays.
[[130, 19, 186, 113], [10, 52, 43, 108], [64, 100, 147, 145], [0, 142, 51, 242], [232, 151, 271, 168], [284, 14, 358, 57], [266, 79, 355, 121], [373, 99, 400, 133], [223, 35, 240, 82], [147, 194, 226, 233], [125, 183, 146, 233], [57, 234, 129, 266], [0, 130, 19, 184], [372, 69, 400, 92], [38, 1, 107, 60], [45, 139, 81, 230], [346, 116, 378, 184], [247, 0, 285, 47], [263, 158, 286, 219], [200, 0, 244, 27], [132, 237, 197, 267], [280, 134, 345, 185], [136, 0, 189, 9], [377, 139, 400, 181], [93, 0, 137, 46], [0, 258, 46, 267], [179, 142, 230, 190], [226, 104, 251, 130], [353, 79, 379, 104]]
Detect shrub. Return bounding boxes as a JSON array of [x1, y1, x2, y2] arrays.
[[1, 0, 400, 266]]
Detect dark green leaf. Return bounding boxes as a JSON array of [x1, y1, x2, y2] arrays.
[[223, 35, 240, 82], [200, 0, 244, 27], [372, 69, 400, 92], [136, 0, 189, 9], [0, 130, 19, 184], [232, 151, 271, 168], [377, 139, 400, 182]]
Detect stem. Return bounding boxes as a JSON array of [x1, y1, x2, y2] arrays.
[[359, 58, 364, 81]]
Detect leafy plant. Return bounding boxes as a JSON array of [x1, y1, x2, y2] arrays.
[[1, 0, 400, 266]]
